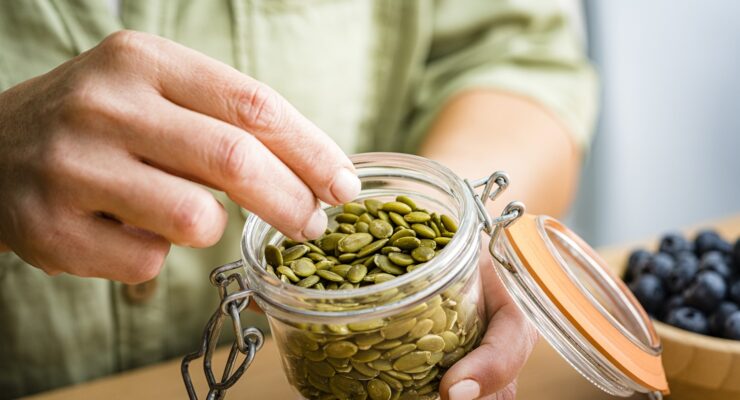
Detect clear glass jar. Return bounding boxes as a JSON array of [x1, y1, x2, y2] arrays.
[[241, 153, 486, 399]]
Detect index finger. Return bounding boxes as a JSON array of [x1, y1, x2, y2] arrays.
[[135, 32, 361, 206]]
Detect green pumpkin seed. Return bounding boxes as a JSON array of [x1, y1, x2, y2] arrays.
[[336, 213, 360, 224], [373, 273, 396, 284], [325, 341, 359, 358], [392, 351, 431, 372], [331, 264, 352, 278], [375, 254, 406, 275], [297, 275, 321, 288], [381, 343, 416, 360], [381, 246, 402, 255], [352, 349, 382, 363], [381, 318, 417, 340], [315, 260, 334, 270], [357, 238, 389, 258], [411, 224, 436, 239], [356, 221, 370, 233], [377, 210, 390, 222], [388, 252, 415, 267], [389, 229, 416, 243], [403, 211, 431, 223], [337, 253, 358, 263], [347, 264, 368, 283], [379, 372, 404, 391], [416, 335, 446, 352], [338, 233, 374, 253], [368, 219, 394, 239], [351, 360, 380, 378], [348, 319, 385, 332], [388, 212, 410, 229], [338, 223, 356, 234], [433, 237, 451, 246], [292, 259, 317, 277], [393, 236, 420, 250], [283, 244, 310, 262], [318, 233, 348, 252], [317, 269, 344, 283], [343, 202, 367, 216], [411, 247, 435, 262], [369, 359, 393, 371], [277, 266, 300, 282], [418, 239, 436, 249], [265, 244, 283, 267], [364, 199, 383, 216], [395, 196, 418, 211], [381, 201, 413, 215], [440, 214, 458, 233], [407, 319, 434, 339], [368, 378, 392, 400]]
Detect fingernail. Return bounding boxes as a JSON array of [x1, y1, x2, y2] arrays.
[[301, 208, 327, 240], [449, 379, 480, 400], [331, 168, 361, 204]]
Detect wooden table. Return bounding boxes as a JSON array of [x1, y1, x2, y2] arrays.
[[25, 215, 740, 400]]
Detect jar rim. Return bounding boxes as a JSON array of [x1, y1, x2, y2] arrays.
[[240, 152, 482, 320]]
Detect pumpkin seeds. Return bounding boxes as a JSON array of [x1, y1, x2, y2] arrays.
[[261, 196, 481, 399]]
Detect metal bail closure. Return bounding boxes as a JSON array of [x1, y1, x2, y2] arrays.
[[467, 172, 669, 398]]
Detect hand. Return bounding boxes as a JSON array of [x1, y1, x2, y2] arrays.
[[440, 251, 539, 400], [0, 30, 360, 283]]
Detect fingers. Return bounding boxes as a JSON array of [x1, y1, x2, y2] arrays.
[[122, 99, 327, 241], [440, 255, 538, 400], [77, 156, 228, 248], [127, 32, 359, 205], [71, 216, 171, 284]]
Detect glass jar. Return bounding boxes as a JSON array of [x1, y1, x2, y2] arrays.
[[182, 152, 669, 400], [242, 153, 486, 399]]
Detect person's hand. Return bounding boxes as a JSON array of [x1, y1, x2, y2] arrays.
[[440, 249, 539, 400], [0, 30, 360, 283]]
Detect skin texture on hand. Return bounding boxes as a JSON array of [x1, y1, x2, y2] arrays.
[[0, 30, 360, 284], [420, 90, 582, 400]]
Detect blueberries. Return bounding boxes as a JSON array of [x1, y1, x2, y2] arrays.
[[644, 253, 675, 283], [625, 228, 740, 340], [661, 295, 685, 320], [694, 230, 732, 256], [683, 270, 727, 313], [659, 232, 693, 256], [628, 274, 666, 316], [709, 301, 739, 336], [725, 312, 740, 340], [699, 251, 733, 280], [625, 249, 652, 282], [729, 280, 740, 304], [665, 307, 709, 334], [666, 253, 699, 293]]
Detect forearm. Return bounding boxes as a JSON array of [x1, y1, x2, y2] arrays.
[[419, 90, 582, 218]]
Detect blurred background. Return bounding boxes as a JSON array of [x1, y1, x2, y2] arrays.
[[570, 0, 740, 246]]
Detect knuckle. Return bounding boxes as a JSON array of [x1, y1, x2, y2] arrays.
[[101, 30, 151, 58], [126, 241, 168, 283], [220, 134, 259, 184], [169, 190, 214, 241], [235, 82, 285, 132]]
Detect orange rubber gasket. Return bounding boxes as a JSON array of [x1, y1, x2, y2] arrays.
[[505, 214, 669, 393]]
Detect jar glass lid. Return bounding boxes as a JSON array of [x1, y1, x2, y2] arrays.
[[492, 214, 669, 397]]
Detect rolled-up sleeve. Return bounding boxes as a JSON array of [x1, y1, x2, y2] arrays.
[[404, 0, 598, 152]]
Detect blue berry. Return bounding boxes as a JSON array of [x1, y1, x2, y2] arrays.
[[729, 280, 740, 304], [683, 271, 727, 313], [699, 251, 732, 280], [665, 307, 709, 334], [667, 253, 699, 293], [661, 295, 685, 320], [659, 232, 693, 256], [628, 274, 666, 316], [724, 311, 740, 340], [709, 301, 739, 336], [625, 249, 652, 282], [645, 253, 675, 283], [694, 230, 732, 256]]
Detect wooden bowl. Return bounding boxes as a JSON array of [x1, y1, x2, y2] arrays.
[[604, 236, 740, 400]]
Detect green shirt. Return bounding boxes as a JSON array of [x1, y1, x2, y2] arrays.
[[0, 0, 597, 397]]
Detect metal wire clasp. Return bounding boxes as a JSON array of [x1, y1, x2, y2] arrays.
[[182, 260, 265, 400], [464, 171, 525, 273]]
